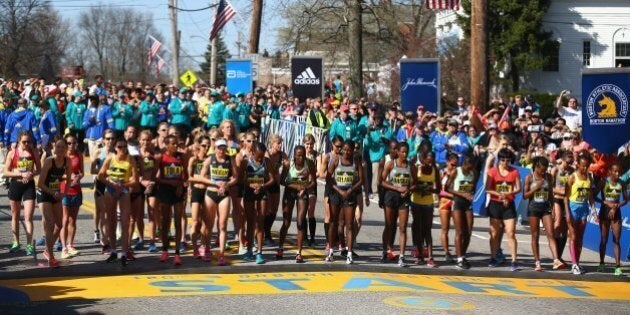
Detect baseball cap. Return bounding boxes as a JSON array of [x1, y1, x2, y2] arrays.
[[340, 105, 349, 112], [532, 111, 540, 117], [488, 122, 498, 130], [448, 119, 459, 126], [417, 105, 425, 110], [405, 111, 414, 119], [215, 139, 227, 147], [367, 103, 377, 110], [463, 120, 471, 126], [525, 106, 533, 111], [437, 117, 447, 123]]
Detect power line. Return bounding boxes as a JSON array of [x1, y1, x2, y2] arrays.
[[168, 3, 216, 12]]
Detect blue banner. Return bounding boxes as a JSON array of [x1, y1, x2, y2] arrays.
[[400, 58, 440, 114], [226, 59, 253, 95], [581, 68, 630, 154]]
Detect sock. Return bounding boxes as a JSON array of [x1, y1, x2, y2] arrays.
[[308, 217, 316, 240], [324, 222, 330, 243]]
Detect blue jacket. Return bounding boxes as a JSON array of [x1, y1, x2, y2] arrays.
[[84, 105, 114, 140], [0, 109, 7, 146], [39, 110, 58, 147], [4, 108, 41, 145], [364, 124, 393, 163], [65, 101, 87, 130], [430, 129, 469, 164], [140, 100, 159, 128]]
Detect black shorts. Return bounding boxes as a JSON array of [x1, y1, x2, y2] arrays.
[[8, 180, 36, 202], [243, 187, 268, 202], [307, 186, 317, 198], [329, 188, 357, 207], [599, 204, 622, 221], [36, 190, 59, 204], [452, 196, 472, 211], [324, 183, 332, 198], [268, 183, 281, 194], [206, 190, 229, 204], [130, 190, 143, 202], [283, 188, 308, 202], [487, 200, 517, 220], [191, 187, 206, 204], [411, 203, 433, 213], [157, 184, 183, 205], [383, 190, 410, 209], [95, 180, 106, 197], [142, 183, 157, 198], [528, 201, 551, 218]]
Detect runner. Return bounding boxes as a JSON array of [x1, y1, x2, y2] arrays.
[[445, 155, 476, 269], [320, 135, 343, 254], [381, 142, 416, 267], [59, 135, 84, 259], [264, 134, 288, 246], [125, 126, 145, 251], [485, 148, 521, 271], [439, 153, 459, 263], [411, 151, 440, 267], [303, 134, 320, 247], [138, 130, 159, 253], [36, 139, 71, 267], [242, 142, 276, 264], [199, 139, 238, 266], [4, 131, 41, 255], [327, 140, 365, 264], [378, 139, 398, 262], [596, 163, 627, 276], [550, 149, 573, 266], [98, 138, 138, 266], [91, 129, 115, 249], [187, 135, 211, 260], [523, 156, 563, 271], [278, 145, 316, 263], [155, 135, 187, 265], [221, 120, 245, 254]]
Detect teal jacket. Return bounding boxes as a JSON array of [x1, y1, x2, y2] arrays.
[[222, 106, 239, 131], [112, 101, 134, 131], [65, 101, 87, 130], [236, 102, 251, 130], [169, 98, 194, 126], [328, 117, 359, 142], [46, 97, 62, 130], [28, 104, 43, 121], [140, 100, 159, 128], [364, 124, 394, 163], [207, 100, 226, 128]]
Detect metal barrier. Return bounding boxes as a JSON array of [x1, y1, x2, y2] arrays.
[[262, 118, 329, 158]]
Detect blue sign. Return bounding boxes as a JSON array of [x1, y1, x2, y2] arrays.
[[400, 59, 440, 114], [226, 59, 253, 95], [581, 68, 630, 154]]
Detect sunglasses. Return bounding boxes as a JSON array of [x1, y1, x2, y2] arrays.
[[500, 158, 511, 162], [116, 145, 126, 149], [245, 139, 253, 143], [563, 137, 573, 140], [21, 140, 30, 144], [159, 129, 167, 132], [211, 138, 216, 141], [67, 141, 77, 145], [200, 144, 209, 148], [104, 137, 114, 140], [334, 145, 342, 149]]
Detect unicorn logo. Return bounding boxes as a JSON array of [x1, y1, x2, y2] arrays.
[[586, 83, 628, 125], [597, 94, 618, 118]]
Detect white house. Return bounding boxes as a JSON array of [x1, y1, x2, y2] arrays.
[[436, 0, 630, 100]]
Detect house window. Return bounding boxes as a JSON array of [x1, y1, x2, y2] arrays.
[[582, 41, 591, 66], [543, 41, 560, 72], [615, 42, 630, 67]]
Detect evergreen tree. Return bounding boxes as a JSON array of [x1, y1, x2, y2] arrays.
[[458, 0, 553, 91], [200, 34, 231, 87]]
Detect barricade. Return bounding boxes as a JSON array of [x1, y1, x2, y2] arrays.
[[262, 118, 329, 158]]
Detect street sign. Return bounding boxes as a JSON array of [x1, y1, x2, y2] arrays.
[[180, 70, 198, 87]]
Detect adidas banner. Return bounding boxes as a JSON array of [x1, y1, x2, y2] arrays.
[[291, 57, 323, 101], [226, 59, 253, 95], [581, 68, 630, 154], [400, 58, 440, 114]]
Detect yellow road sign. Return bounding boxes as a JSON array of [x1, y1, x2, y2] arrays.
[[180, 70, 198, 87]]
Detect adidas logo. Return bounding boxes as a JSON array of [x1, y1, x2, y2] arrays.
[[294, 67, 320, 85]]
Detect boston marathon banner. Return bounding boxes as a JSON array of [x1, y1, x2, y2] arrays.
[[581, 68, 630, 154], [400, 58, 440, 114], [226, 59, 253, 94], [291, 56, 323, 101]]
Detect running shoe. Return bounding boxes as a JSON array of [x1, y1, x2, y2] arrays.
[[463, 258, 471, 270], [9, 241, 20, 253], [398, 256, 407, 267], [488, 258, 498, 268], [174, 254, 182, 266], [203, 249, 212, 262], [296, 253, 304, 263], [456, 260, 465, 270], [25, 244, 34, 256], [61, 249, 71, 259], [256, 253, 265, 264], [415, 255, 425, 265], [160, 251, 169, 262], [276, 248, 283, 260], [265, 237, 275, 247], [571, 264, 581, 275], [217, 254, 226, 266], [55, 241, 62, 252], [445, 253, 455, 264], [413, 247, 420, 258], [120, 255, 128, 267], [126, 250, 136, 261], [193, 245, 200, 259], [387, 251, 398, 261], [36, 236, 46, 246], [101, 244, 111, 255], [148, 243, 157, 253], [48, 257, 60, 268], [68, 247, 79, 256], [243, 250, 254, 261], [510, 261, 519, 272], [597, 263, 605, 273], [325, 251, 333, 263], [340, 248, 348, 258], [496, 248, 506, 265], [238, 246, 247, 255], [180, 242, 187, 252], [94, 230, 100, 244], [534, 261, 542, 272], [380, 252, 388, 264], [134, 240, 144, 251], [578, 265, 586, 274], [346, 253, 353, 265], [427, 257, 437, 268], [553, 259, 566, 270], [105, 253, 117, 263], [614, 267, 623, 276]]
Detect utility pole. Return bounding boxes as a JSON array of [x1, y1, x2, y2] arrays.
[[249, 0, 263, 53], [347, 0, 363, 99], [236, 32, 242, 59], [210, 38, 217, 85], [169, 0, 180, 86], [470, 0, 488, 112]]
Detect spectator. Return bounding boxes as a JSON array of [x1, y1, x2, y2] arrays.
[[555, 90, 581, 131]]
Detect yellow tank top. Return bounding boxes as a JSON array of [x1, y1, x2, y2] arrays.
[[569, 173, 590, 203], [411, 166, 435, 205], [107, 156, 131, 184]]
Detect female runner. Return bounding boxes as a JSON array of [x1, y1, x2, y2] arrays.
[[91, 129, 114, 250], [550, 150, 573, 266], [303, 134, 320, 246], [264, 134, 288, 245], [60, 135, 84, 259], [596, 163, 627, 276], [565, 154, 595, 275], [439, 153, 459, 263], [221, 120, 245, 253], [138, 130, 159, 253], [188, 135, 212, 260], [320, 136, 343, 253], [411, 151, 440, 267]]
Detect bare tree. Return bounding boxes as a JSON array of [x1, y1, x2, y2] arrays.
[[79, 5, 111, 77], [0, 0, 44, 78]]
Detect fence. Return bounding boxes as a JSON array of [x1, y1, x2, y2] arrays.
[[261, 118, 329, 158]]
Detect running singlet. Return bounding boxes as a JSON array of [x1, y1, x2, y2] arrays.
[[45, 158, 66, 192], [529, 174, 550, 203], [387, 160, 411, 188], [209, 154, 231, 184], [107, 156, 131, 184], [193, 158, 204, 176], [334, 160, 356, 189], [569, 174, 591, 203], [12, 148, 35, 173], [61, 152, 81, 195], [286, 162, 309, 186], [487, 166, 519, 202], [603, 180, 622, 203], [142, 154, 156, 173], [555, 167, 571, 189], [246, 157, 268, 185], [453, 167, 475, 194], [226, 141, 239, 157], [161, 153, 184, 180], [411, 165, 435, 205]]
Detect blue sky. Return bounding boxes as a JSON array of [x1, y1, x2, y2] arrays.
[[49, 0, 282, 70]]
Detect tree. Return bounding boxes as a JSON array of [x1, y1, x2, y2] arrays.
[[200, 34, 231, 86], [458, 0, 553, 92]]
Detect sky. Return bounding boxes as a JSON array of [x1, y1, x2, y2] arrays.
[[49, 0, 284, 71]]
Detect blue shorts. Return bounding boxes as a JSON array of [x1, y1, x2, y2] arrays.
[[62, 193, 83, 207], [569, 201, 589, 221]]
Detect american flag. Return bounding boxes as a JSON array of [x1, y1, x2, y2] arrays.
[[210, 0, 236, 41], [425, 0, 460, 10], [147, 35, 162, 67], [156, 55, 166, 72]]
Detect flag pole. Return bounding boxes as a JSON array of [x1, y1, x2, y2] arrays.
[[210, 37, 216, 86]]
